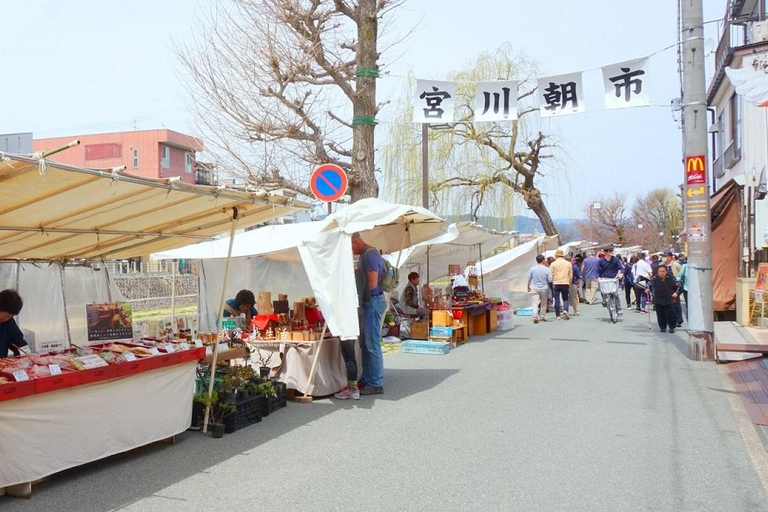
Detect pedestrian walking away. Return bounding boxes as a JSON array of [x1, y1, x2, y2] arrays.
[[550, 249, 573, 320], [647, 265, 681, 333], [527, 254, 552, 323], [632, 252, 652, 312], [581, 251, 601, 305], [570, 255, 582, 316]]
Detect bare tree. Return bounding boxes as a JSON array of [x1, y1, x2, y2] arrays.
[[178, 0, 403, 201], [576, 192, 631, 245], [382, 45, 559, 235], [631, 187, 683, 249]]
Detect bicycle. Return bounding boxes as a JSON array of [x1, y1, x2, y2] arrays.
[[598, 278, 622, 323]]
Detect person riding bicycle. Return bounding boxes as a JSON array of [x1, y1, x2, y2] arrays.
[[598, 247, 625, 315]]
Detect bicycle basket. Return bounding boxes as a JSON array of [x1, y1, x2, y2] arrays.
[[598, 279, 619, 295]]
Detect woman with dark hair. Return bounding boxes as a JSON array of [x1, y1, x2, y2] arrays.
[[223, 289, 257, 324], [0, 289, 28, 358]]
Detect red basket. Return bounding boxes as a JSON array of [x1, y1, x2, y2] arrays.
[[0, 380, 36, 402], [35, 371, 80, 394]]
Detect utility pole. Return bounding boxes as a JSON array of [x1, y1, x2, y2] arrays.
[[681, 0, 714, 361], [422, 124, 429, 209]]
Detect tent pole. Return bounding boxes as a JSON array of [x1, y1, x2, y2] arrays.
[[203, 207, 239, 433], [58, 263, 72, 347], [171, 259, 177, 334], [102, 258, 113, 303], [479, 243, 485, 294], [426, 246, 430, 285], [296, 321, 329, 403]]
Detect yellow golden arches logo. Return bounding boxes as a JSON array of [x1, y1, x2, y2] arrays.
[[686, 155, 705, 173]]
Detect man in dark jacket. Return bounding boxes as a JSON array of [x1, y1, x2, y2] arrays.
[[647, 266, 681, 333]]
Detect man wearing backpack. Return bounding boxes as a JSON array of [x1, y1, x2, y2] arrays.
[[351, 232, 386, 395]]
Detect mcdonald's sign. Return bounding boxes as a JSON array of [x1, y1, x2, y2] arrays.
[[685, 155, 706, 185]]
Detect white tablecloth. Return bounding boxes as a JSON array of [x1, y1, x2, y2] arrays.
[[0, 361, 196, 489]]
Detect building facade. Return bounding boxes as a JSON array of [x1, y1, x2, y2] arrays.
[[708, 0, 768, 276], [32, 129, 213, 185]]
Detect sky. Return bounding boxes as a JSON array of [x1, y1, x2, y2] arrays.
[[1, 0, 725, 219]]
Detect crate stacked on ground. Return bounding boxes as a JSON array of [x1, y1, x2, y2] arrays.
[[223, 393, 263, 433]]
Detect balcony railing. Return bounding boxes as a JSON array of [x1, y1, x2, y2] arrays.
[[715, 23, 748, 82]]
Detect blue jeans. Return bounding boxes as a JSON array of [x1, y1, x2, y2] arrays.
[[361, 294, 387, 388]]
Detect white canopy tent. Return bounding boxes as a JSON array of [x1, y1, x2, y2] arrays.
[[479, 236, 560, 307], [0, 151, 306, 348], [544, 240, 596, 259], [388, 222, 516, 283], [155, 198, 448, 341]]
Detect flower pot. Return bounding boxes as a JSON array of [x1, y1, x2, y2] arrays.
[[259, 366, 271, 378], [211, 423, 225, 438]]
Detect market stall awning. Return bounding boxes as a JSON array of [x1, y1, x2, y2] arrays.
[[389, 221, 516, 280], [322, 198, 447, 254], [0, 153, 308, 260]]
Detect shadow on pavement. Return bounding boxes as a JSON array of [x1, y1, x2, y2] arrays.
[[330, 368, 460, 410]]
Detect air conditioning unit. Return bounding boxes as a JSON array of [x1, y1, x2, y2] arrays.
[[753, 20, 768, 42]]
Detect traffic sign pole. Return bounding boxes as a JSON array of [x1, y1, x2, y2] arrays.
[[681, 0, 714, 361]]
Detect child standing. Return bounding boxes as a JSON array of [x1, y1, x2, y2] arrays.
[[647, 265, 681, 333]]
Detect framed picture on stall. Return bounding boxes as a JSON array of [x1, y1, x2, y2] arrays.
[[86, 302, 134, 343]]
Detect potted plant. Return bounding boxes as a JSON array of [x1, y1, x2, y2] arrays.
[[193, 393, 234, 438], [253, 347, 273, 378], [221, 365, 255, 401], [254, 381, 278, 416]]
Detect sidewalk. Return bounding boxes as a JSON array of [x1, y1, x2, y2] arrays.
[[3, 304, 768, 511]]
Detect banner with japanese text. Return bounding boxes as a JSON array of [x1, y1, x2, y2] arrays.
[[413, 80, 456, 123], [536, 72, 585, 117], [473, 80, 519, 121], [602, 58, 651, 109]]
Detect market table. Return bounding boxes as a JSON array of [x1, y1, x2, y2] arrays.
[[452, 302, 496, 336], [0, 360, 197, 496], [251, 337, 349, 397]]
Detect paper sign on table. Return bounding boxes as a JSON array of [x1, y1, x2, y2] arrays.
[[123, 352, 137, 362], [48, 364, 62, 376], [164, 344, 176, 353], [150, 347, 160, 356], [180, 342, 190, 351], [205, 346, 213, 356], [194, 340, 203, 348], [72, 354, 109, 370], [12, 370, 29, 382]]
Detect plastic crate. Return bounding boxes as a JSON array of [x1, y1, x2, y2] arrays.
[[35, 370, 80, 393], [401, 340, 451, 355], [0, 379, 36, 402], [515, 307, 534, 316], [223, 395, 263, 433], [259, 381, 288, 417], [497, 319, 516, 331], [195, 376, 224, 395], [78, 364, 118, 385], [429, 326, 454, 337]]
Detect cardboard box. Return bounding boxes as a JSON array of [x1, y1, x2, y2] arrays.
[[410, 320, 429, 340], [432, 310, 453, 327]]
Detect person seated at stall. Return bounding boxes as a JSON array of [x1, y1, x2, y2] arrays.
[[399, 272, 430, 320], [0, 289, 28, 358], [223, 289, 258, 325]]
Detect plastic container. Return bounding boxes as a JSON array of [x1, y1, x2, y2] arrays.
[[429, 326, 454, 337], [401, 340, 451, 355], [223, 395, 263, 433], [35, 371, 80, 393], [0, 380, 36, 402], [515, 307, 534, 316]]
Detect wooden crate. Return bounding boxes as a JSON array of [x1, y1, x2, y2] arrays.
[[432, 310, 452, 327], [410, 320, 429, 340]]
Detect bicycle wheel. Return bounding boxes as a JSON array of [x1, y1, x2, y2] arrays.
[[608, 293, 617, 323]]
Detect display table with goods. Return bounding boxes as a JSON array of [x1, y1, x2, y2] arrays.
[[0, 341, 205, 496]]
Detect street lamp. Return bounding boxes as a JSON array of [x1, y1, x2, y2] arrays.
[[589, 202, 602, 243]]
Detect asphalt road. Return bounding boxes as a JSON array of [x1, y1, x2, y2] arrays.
[[4, 303, 768, 511]]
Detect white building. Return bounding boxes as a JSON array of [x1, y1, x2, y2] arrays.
[[708, 0, 768, 282]]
